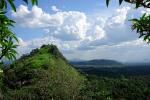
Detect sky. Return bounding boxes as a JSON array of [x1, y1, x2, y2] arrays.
[[8, 0, 150, 63]]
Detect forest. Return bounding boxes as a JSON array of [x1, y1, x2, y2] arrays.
[[73, 61, 150, 100], [0, 0, 150, 100], [0, 45, 150, 100]]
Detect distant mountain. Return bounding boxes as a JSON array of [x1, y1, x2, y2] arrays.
[[71, 59, 123, 67], [70, 58, 84, 62]]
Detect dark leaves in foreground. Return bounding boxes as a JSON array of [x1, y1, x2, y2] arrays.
[[130, 13, 150, 43], [0, 0, 38, 62], [0, 12, 18, 61]]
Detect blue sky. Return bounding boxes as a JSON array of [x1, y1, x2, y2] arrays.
[[8, 0, 150, 63], [11, 0, 116, 40]]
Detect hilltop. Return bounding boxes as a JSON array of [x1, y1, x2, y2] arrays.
[[0, 45, 150, 100], [1, 44, 84, 100]]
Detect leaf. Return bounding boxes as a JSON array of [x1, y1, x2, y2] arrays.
[[34, 0, 38, 5], [130, 18, 139, 22], [0, 0, 4, 9], [144, 35, 149, 41], [0, 11, 7, 14], [23, 0, 28, 4], [0, 12, 18, 61], [135, 0, 142, 8], [4, 0, 7, 9], [106, 0, 110, 7], [130, 13, 150, 43], [32, 0, 38, 5], [139, 34, 143, 38], [141, 13, 147, 19], [119, 0, 123, 5], [7, 0, 16, 12]]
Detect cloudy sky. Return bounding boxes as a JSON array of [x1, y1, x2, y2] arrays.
[[9, 0, 150, 63]]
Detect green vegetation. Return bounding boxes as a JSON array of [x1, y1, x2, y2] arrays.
[[75, 64, 150, 100], [0, 12, 18, 61], [0, 1, 150, 99], [0, 0, 38, 63], [83, 75, 150, 100], [0, 45, 150, 99], [0, 45, 85, 100]]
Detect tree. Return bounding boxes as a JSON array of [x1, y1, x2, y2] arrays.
[[0, 0, 38, 65], [0, 11, 18, 62], [106, 0, 150, 43]]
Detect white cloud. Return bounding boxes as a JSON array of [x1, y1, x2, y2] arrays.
[[12, 5, 65, 28], [141, 8, 150, 14], [92, 25, 106, 40], [18, 37, 28, 47], [51, 5, 60, 12], [49, 11, 89, 41], [13, 5, 150, 62], [12, 5, 89, 41], [12, 5, 107, 42], [12, 5, 30, 17], [103, 6, 139, 44], [17, 36, 79, 57], [107, 7, 130, 26]]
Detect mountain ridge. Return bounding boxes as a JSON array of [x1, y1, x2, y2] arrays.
[[2, 44, 84, 100], [71, 59, 123, 66]]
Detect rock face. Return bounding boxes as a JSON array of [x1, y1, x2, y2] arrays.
[[3, 44, 84, 100]]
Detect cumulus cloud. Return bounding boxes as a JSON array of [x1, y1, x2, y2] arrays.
[[103, 6, 140, 44], [107, 7, 130, 26], [12, 5, 89, 41], [12, 5, 64, 28], [51, 5, 60, 12], [12, 5, 150, 62]]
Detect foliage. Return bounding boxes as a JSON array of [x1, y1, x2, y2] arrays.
[[0, 0, 38, 63], [83, 75, 150, 100], [1, 45, 150, 99], [2, 45, 85, 100], [0, 0, 38, 11], [74, 63, 150, 99], [106, 0, 150, 43], [130, 13, 150, 42], [0, 11, 18, 62]]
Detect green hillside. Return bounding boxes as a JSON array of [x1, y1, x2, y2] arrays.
[[1, 44, 85, 100], [1, 44, 149, 100]]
